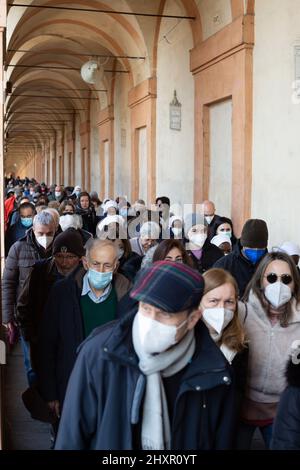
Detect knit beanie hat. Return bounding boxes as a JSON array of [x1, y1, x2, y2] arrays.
[[240, 219, 268, 248], [52, 228, 85, 257]]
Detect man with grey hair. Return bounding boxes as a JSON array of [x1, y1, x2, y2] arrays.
[[2, 210, 57, 385], [130, 221, 160, 256], [37, 238, 131, 422]]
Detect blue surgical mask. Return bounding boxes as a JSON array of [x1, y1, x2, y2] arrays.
[[243, 248, 266, 264], [88, 269, 113, 290], [21, 217, 33, 228]]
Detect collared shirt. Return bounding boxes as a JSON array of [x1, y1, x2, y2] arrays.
[[81, 272, 112, 304], [191, 249, 203, 260]]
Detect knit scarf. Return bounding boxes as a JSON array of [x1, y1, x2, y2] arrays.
[[268, 304, 286, 326], [261, 296, 286, 326], [132, 315, 195, 450]]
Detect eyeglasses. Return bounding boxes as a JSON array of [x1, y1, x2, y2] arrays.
[[265, 273, 293, 285], [55, 254, 79, 261]]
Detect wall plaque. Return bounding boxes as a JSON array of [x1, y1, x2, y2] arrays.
[[169, 90, 181, 130]]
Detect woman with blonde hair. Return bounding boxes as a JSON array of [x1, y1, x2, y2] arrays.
[[200, 268, 248, 430]]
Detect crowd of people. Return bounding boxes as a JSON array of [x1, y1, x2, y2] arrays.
[[2, 175, 300, 451]]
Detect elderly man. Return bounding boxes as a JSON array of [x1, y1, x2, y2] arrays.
[[184, 213, 223, 273], [202, 200, 220, 226], [130, 221, 160, 256], [2, 210, 57, 384], [37, 238, 131, 420], [17, 228, 85, 370], [55, 261, 236, 450]]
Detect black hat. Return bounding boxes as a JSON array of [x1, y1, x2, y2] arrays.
[[240, 219, 268, 249], [52, 228, 85, 257]]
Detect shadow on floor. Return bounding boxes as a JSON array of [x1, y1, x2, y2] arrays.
[[3, 341, 51, 450]]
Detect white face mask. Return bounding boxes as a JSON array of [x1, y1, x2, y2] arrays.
[[202, 307, 234, 335], [136, 310, 188, 354], [55, 191, 61, 198], [205, 216, 214, 225], [264, 282, 292, 308], [172, 227, 182, 237], [36, 235, 54, 250], [189, 233, 207, 248], [59, 214, 80, 231]]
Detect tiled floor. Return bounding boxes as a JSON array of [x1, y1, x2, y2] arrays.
[[3, 341, 50, 450]]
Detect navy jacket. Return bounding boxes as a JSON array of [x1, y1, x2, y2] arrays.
[[271, 359, 300, 450], [5, 219, 28, 256], [55, 312, 236, 450], [213, 242, 266, 297]]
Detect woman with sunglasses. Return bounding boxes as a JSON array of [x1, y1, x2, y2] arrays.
[[237, 252, 300, 449]]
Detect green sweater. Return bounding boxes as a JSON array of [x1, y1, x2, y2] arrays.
[[80, 287, 118, 338]]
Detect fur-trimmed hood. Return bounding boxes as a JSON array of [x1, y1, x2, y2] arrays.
[[286, 357, 300, 388]]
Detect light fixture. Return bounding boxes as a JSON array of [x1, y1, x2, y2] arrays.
[[80, 60, 104, 85]]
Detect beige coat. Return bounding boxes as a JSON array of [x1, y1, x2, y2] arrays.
[[239, 291, 300, 403]]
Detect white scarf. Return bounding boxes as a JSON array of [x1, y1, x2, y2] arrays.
[[220, 343, 237, 364], [211, 331, 237, 364], [132, 315, 195, 450]]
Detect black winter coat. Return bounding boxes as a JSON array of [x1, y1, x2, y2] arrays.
[[187, 238, 223, 273], [36, 265, 131, 406], [119, 252, 143, 282], [213, 242, 266, 297], [75, 206, 97, 236], [16, 258, 63, 342], [55, 313, 237, 450], [271, 359, 300, 450]]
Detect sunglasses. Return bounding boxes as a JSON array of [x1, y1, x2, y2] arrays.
[[265, 273, 293, 285]]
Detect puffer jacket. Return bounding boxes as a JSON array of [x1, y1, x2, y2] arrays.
[[239, 291, 300, 403], [2, 229, 53, 323]]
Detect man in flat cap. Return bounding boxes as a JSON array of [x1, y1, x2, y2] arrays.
[[55, 261, 236, 450]]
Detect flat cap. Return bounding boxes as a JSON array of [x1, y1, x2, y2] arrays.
[[130, 260, 204, 313]]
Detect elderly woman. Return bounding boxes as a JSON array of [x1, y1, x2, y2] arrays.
[[184, 213, 223, 273], [168, 215, 184, 239], [237, 251, 300, 449]]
